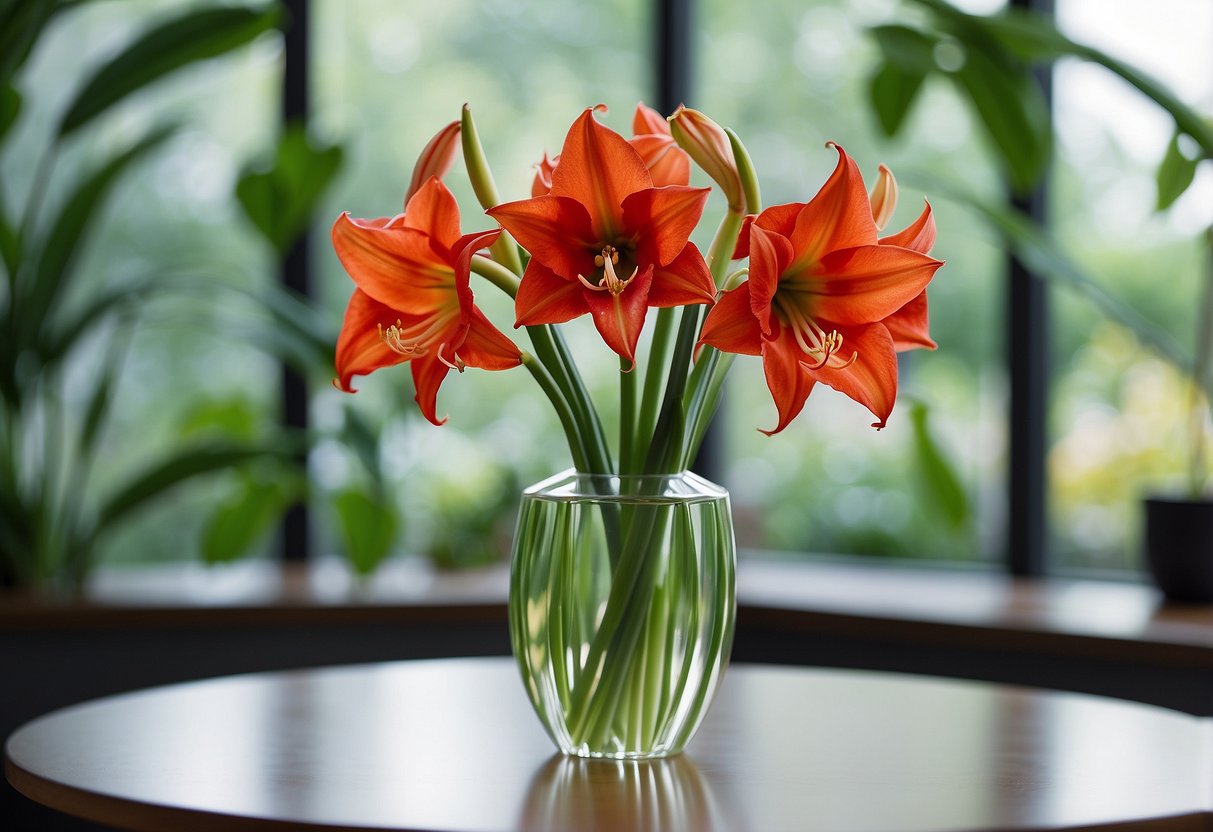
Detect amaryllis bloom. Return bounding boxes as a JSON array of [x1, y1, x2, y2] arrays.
[[530, 103, 690, 196], [490, 107, 715, 365], [669, 106, 745, 212], [699, 144, 943, 434], [333, 177, 522, 425], [406, 120, 461, 203]]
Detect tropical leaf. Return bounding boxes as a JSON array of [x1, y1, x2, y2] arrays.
[[332, 487, 397, 575], [0, 82, 20, 143], [0, 0, 61, 85], [1157, 132, 1200, 211], [201, 478, 284, 564], [908, 400, 969, 530], [58, 6, 281, 137], [869, 60, 927, 137]]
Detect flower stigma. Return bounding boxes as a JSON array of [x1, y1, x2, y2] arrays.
[[773, 295, 857, 371], [578, 245, 638, 296]]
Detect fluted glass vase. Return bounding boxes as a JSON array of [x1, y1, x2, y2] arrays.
[[508, 469, 736, 759]]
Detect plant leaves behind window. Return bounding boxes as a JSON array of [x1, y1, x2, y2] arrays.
[[19, 126, 175, 353], [202, 479, 284, 564], [0, 0, 60, 86], [237, 124, 344, 256], [333, 487, 397, 576], [869, 24, 938, 73], [178, 396, 262, 442], [1157, 132, 1200, 212], [908, 400, 969, 531], [949, 45, 1050, 195], [57, 6, 281, 138], [869, 60, 927, 137], [96, 442, 294, 534], [0, 83, 20, 144]]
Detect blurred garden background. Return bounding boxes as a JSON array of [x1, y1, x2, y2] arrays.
[[3, 0, 1211, 585]]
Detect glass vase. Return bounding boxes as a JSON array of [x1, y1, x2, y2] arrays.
[[509, 469, 736, 759]]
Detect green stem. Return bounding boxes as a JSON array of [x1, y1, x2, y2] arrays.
[[460, 104, 523, 275], [634, 307, 675, 473], [620, 356, 636, 476], [522, 353, 588, 472], [643, 306, 700, 475], [470, 254, 519, 297]]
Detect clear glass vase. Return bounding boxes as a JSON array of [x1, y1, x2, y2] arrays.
[[508, 469, 736, 759]]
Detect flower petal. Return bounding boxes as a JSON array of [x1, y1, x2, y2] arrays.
[[699, 283, 762, 356], [747, 224, 795, 337], [807, 322, 898, 429], [788, 144, 878, 267], [883, 291, 936, 351], [810, 244, 943, 326], [868, 163, 898, 232], [549, 108, 652, 240], [629, 134, 690, 187], [406, 121, 461, 204], [515, 260, 588, 327], [331, 212, 454, 313], [581, 266, 653, 366], [759, 322, 818, 436], [623, 185, 710, 267], [411, 354, 452, 426], [333, 289, 407, 392], [459, 306, 522, 370], [633, 102, 671, 136], [531, 151, 558, 197], [648, 242, 716, 307], [487, 194, 598, 281], [733, 202, 802, 260], [402, 177, 463, 253], [880, 200, 935, 254]]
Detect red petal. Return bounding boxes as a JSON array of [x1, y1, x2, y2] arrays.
[[633, 102, 670, 136], [623, 185, 710, 267], [807, 323, 899, 429], [883, 291, 936, 351], [582, 267, 653, 366], [699, 283, 762, 356], [549, 108, 652, 240], [459, 306, 522, 370], [630, 135, 690, 187], [531, 151, 558, 198], [758, 322, 818, 436], [406, 121, 461, 204], [648, 243, 716, 307], [810, 244, 943, 326], [880, 200, 936, 254], [733, 202, 802, 260], [331, 213, 454, 314], [788, 144, 878, 268], [515, 260, 588, 326], [333, 289, 407, 392], [747, 225, 794, 338], [411, 355, 451, 426], [402, 177, 462, 253], [487, 195, 597, 282]]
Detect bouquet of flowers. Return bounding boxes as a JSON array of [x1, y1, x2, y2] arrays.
[[331, 103, 943, 757]]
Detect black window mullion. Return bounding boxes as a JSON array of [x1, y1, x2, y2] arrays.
[[280, 0, 311, 563]]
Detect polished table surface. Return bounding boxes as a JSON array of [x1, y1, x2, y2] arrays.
[[6, 658, 1212, 832]]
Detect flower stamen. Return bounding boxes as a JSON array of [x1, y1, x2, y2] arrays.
[[774, 296, 858, 370], [436, 342, 466, 372], [578, 246, 638, 296]]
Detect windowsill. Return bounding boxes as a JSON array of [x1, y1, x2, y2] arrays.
[[1, 554, 1209, 664]]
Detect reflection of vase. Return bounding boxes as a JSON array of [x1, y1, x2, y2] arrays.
[[509, 469, 736, 759], [520, 754, 724, 832], [1144, 497, 1213, 603]]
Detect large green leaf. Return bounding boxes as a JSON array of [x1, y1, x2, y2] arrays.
[[0, 82, 20, 144], [869, 24, 938, 73], [58, 6, 281, 137], [0, 0, 61, 85], [1156, 132, 1200, 211], [908, 400, 969, 530], [201, 479, 284, 564], [950, 45, 1051, 194], [236, 124, 345, 256], [332, 487, 397, 575], [20, 127, 174, 351], [869, 60, 927, 137], [96, 441, 292, 534]]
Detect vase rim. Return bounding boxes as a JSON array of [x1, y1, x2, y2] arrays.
[[523, 468, 728, 500]]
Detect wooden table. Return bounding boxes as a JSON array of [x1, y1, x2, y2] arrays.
[[6, 658, 1212, 831]]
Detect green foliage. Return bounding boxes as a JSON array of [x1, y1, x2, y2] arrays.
[[908, 401, 969, 531], [0, 3, 286, 588], [202, 477, 290, 564], [237, 124, 344, 256], [57, 6, 281, 137], [1157, 133, 1200, 212], [333, 487, 398, 575]]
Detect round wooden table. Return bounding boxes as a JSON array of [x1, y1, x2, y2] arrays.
[[6, 658, 1211, 831]]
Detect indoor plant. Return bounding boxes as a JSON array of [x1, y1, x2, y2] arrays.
[[331, 103, 944, 756]]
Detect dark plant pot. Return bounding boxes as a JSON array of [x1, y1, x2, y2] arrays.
[[1143, 497, 1213, 603]]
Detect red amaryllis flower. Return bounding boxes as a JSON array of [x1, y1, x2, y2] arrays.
[[490, 107, 715, 365], [333, 177, 522, 425], [530, 104, 691, 197], [699, 143, 943, 434]]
